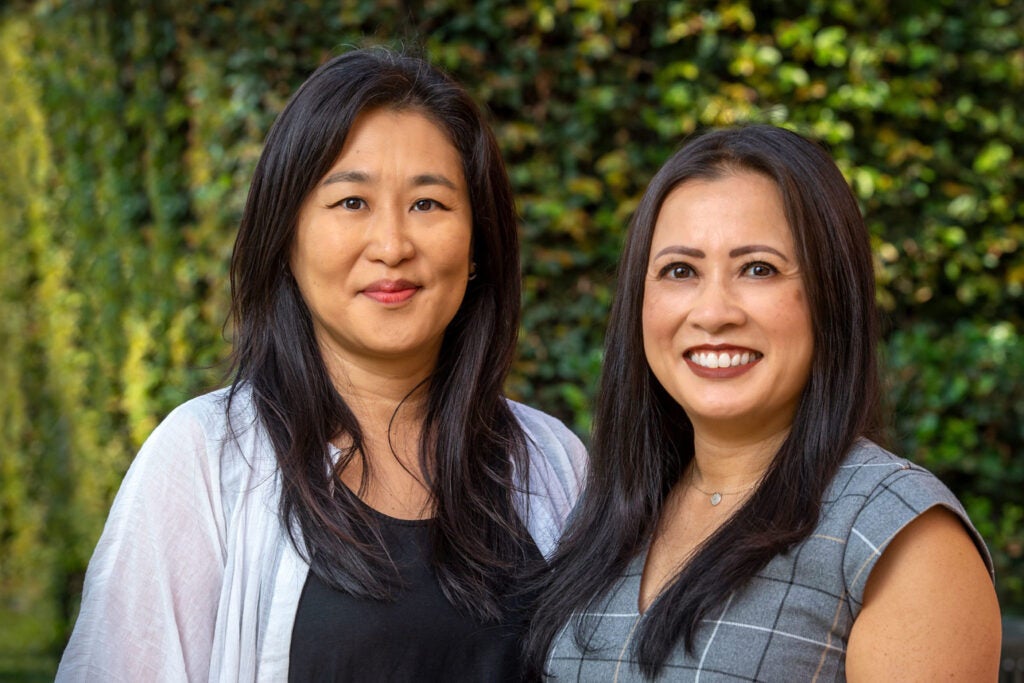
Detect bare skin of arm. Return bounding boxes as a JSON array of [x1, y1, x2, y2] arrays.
[[847, 506, 1001, 681]]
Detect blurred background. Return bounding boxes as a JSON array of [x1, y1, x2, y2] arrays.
[[1, 0, 1021, 678]]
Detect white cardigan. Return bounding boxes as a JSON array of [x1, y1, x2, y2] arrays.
[[56, 387, 586, 682]]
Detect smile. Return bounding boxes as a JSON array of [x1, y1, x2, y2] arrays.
[[686, 350, 762, 369]]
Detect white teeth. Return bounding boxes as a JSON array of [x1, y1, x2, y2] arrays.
[[689, 351, 760, 369]]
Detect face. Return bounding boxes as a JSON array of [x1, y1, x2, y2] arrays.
[[290, 108, 473, 380], [641, 170, 814, 441]]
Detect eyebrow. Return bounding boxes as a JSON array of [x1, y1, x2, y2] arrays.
[[321, 170, 369, 186], [651, 244, 789, 262], [729, 244, 789, 261], [652, 246, 705, 260], [411, 173, 458, 190], [320, 170, 458, 190]]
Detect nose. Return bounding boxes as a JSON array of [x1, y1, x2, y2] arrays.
[[364, 204, 415, 266], [687, 278, 746, 333]]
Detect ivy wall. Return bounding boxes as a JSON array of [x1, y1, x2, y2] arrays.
[[1, 0, 1021, 675]]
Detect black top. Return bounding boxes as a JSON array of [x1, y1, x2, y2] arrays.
[[289, 502, 541, 682]]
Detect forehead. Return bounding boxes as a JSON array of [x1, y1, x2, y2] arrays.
[[650, 171, 793, 249], [330, 107, 464, 176]]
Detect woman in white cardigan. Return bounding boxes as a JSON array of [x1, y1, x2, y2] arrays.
[[58, 47, 585, 682]]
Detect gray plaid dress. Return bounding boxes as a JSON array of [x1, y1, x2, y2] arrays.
[[545, 440, 993, 682]]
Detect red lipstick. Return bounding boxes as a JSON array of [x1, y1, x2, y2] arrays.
[[362, 279, 419, 305]]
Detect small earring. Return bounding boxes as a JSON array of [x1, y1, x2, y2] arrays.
[[468, 261, 478, 281]]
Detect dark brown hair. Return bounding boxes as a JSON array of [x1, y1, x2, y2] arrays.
[[527, 124, 883, 676], [227, 47, 527, 621]]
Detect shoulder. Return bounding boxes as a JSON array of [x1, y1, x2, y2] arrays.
[[829, 440, 979, 547], [505, 397, 589, 489], [141, 383, 267, 463], [115, 388, 225, 504], [827, 439, 957, 508], [56, 388, 248, 680], [121, 384, 276, 511], [140, 386, 234, 450], [844, 463, 1002, 678], [156, 385, 253, 440], [825, 439, 993, 608], [505, 399, 588, 557], [506, 399, 577, 441], [124, 388, 232, 484]]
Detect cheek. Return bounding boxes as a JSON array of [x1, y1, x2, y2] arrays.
[[432, 253, 470, 286], [293, 223, 352, 271], [294, 252, 342, 290], [791, 286, 807, 307], [784, 289, 815, 366], [640, 294, 660, 345], [432, 225, 473, 268], [641, 292, 674, 372], [642, 287, 681, 339], [766, 283, 810, 323], [790, 287, 811, 329]]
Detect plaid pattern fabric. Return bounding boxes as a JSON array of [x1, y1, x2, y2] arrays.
[[546, 441, 992, 682]]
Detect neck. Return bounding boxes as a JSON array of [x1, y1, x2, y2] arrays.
[[687, 424, 790, 491], [322, 347, 436, 518], [337, 373, 429, 431], [319, 344, 435, 428], [319, 348, 435, 472]]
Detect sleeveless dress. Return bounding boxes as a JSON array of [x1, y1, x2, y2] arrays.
[[546, 440, 993, 682]]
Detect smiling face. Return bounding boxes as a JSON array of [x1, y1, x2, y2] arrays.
[[290, 108, 473, 383], [641, 170, 814, 441]]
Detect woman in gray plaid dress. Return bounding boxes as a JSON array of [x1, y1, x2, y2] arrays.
[[526, 125, 1000, 681]]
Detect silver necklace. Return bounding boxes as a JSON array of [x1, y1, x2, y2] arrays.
[[689, 479, 758, 506]]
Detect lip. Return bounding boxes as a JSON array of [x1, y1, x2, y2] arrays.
[[361, 279, 420, 305], [683, 344, 762, 379]]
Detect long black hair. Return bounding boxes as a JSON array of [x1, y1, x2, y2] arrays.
[[526, 125, 883, 676], [226, 47, 528, 622]]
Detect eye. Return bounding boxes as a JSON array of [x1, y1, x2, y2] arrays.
[[658, 262, 695, 279], [412, 198, 446, 212], [328, 197, 366, 210], [742, 261, 777, 278]]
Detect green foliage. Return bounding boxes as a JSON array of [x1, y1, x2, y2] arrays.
[[1, 0, 1022, 670], [0, 17, 65, 673], [887, 321, 1024, 604]]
